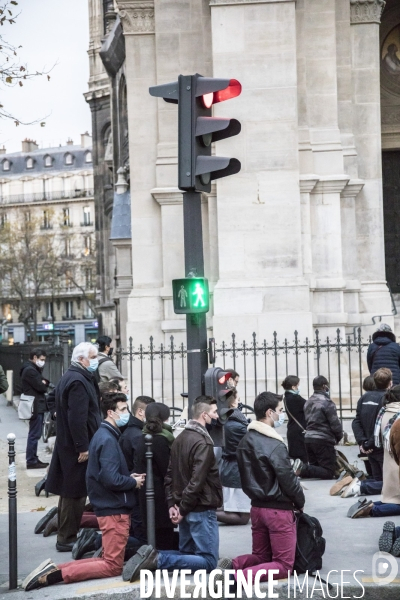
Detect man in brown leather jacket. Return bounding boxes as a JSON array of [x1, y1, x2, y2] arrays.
[[122, 395, 222, 582]]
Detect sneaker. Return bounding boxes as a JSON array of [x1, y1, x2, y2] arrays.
[[379, 521, 396, 553], [34, 507, 58, 534], [72, 529, 99, 560], [341, 478, 361, 498], [391, 535, 400, 557], [122, 545, 158, 582], [330, 475, 353, 496], [346, 498, 368, 518], [293, 459, 303, 476], [22, 559, 54, 590], [218, 557, 233, 569]]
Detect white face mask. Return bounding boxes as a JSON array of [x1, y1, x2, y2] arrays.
[[272, 410, 285, 428], [36, 359, 45, 369]]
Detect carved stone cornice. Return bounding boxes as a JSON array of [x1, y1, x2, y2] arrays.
[[350, 0, 385, 24], [115, 0, 154, 35]]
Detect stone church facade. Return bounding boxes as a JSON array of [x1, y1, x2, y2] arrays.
[[87, 0, 400, 352]]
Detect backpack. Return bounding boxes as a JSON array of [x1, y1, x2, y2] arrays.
[[294, 512, 325, 574], [93, 357, 113, 383]]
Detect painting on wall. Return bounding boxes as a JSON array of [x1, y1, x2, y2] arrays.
[[382, 24, 400, 96]]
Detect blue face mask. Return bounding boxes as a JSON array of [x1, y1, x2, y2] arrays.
[[273, 411, 285, 428], [87, 358, 99, 372], [113, 411, 130, 428], [289, 389, 300, 395]]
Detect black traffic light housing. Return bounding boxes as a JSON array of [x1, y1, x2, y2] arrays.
[[204, 366, 235, 446], [149, 74, 241, 193]]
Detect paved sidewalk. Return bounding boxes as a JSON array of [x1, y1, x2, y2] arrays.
[[1, 395, 400, 598]]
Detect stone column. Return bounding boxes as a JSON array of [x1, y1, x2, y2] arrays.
[[210, 0, 313, 341], [350, 0, 392, 323], [116, 0, 164, 341], [299, 176, 318, 283]]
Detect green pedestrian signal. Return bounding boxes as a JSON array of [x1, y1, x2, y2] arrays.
[[172, 278, 209, 314]]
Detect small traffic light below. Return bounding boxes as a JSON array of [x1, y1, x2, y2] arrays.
[[204, 367, 234, 422], [172, 278, 209, 315]]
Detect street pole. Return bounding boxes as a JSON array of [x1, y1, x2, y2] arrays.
[[183, 191, 208, 417], [145, 434, 156, 549], [7, 433, 17, 590]]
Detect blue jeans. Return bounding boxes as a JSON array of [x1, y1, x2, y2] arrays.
[[360, 479, 383, 495], [26, 413, 44, 465], [157, 510, 218, 573], [371, 501, 400, 518]]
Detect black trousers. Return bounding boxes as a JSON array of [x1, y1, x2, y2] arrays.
[[57, 496, 86, 544], [300, 441, 336, 479], [368, 452, 384, 482]]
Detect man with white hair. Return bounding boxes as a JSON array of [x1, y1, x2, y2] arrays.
[[46, 342, 101, 551]]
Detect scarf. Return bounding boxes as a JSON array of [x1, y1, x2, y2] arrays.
[[247, 419, 284, 443], [374, 401, 400, 451], [143, 422, 175, 448], [185, 419, 214, 444]]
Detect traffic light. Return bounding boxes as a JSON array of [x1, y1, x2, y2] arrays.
[[149, 74, 241, 193], [204, 367, 235, 421], [172, 277, 209, 314]]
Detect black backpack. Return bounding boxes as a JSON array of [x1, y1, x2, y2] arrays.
[[93, 357, 113, 383], [294, 512, 325, 574]]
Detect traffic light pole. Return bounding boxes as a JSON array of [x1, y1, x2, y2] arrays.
[[183, 191, 208, 416]]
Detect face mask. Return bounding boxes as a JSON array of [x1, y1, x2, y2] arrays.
[[290, 389, 300, 395], [108, 348, 113, 357], [272, 411, 285, 428], [205, 414, 218, 428], [87, 358, 99, 372], [36, 359, 45, 369], [125, 393, 130, 402], [113, 411, 130, 428]]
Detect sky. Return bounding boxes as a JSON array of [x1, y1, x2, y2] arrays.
[[0, 0, 91, 153]]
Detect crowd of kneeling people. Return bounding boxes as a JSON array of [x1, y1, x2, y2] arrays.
[[22, 329, 400, 592]]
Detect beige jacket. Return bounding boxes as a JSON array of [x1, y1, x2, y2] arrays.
[[382, 402, 400, 504]]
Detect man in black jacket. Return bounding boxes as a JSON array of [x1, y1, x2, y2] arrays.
[[22, 393, 145, 591], [367, 323, 400, 385], [297, 375, 343, 480], [342, 368, 392, 498], [46, 342, 101, 551], [122, 395, 222, 582], [219, 391, 304, 585], [21, 348, 49, 469]]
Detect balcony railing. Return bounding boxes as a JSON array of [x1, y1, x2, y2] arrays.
[[0, 188, 94, 205], [80, 221, 93, 227], [62, 315, 76, 321]]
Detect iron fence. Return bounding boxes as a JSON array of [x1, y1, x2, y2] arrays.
[[119, 328, 373, 420]]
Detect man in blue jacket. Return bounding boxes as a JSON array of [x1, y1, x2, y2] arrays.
[[23, 392, 145, 591]]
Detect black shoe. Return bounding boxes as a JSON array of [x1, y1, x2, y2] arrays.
[[27, 460, 49, 469], [34, 507, 58, 534], [43, 514, 58, 537], [122, 545, 159, 582], [379, 521, 396, 553], [35, 477, 47, 497], [22, 560, 57, 591], [72, 529, 99, 560], [56, 541, 74, 552]]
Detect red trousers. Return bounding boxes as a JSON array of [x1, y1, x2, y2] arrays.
[[232, 507, 296, 582], [58, 514, 130, 583]]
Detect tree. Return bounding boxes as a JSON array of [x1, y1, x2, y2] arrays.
[[0, 212, 63, 339], [0, 1, 51, 125]]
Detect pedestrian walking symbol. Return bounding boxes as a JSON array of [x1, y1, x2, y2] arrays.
[[172, 278, 209, 314]]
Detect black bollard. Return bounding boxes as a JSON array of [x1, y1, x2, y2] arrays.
[[145, 434, 156, 548], [7, 433, 17, 590]]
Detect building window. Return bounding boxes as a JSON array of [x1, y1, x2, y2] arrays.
[[64, 237, 71, 257], [44, 155, 52, 167], [43, 210, 51, 229], [65, 300, 74, 319], [63, 208, 70, 226], [85, 301, 94, 318], [82, 206, 91, 226], [26, 157, 34, 169], [0, 213, 7, 228], [2, 159, 10, 171], [85, 268, 93, 289], [24, 210, 31, 222], [85, 151, 92, 163], [65, 153, 73, 165], [83, 235, 91, 256], [45, 301, 54, 320]]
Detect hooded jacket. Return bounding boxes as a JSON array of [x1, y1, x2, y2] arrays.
[[236, 420, 305, 511], [20, 360, 48, 416], [304, 391, 343, 445], [367, 331, 400, 385], [164, 420, 222, 517]]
